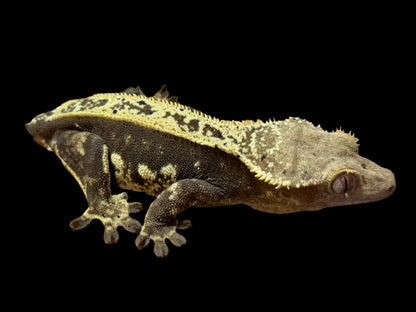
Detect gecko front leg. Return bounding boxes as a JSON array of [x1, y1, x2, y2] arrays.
[[136, 179, 227, 257], [51, 130, 142, 244]]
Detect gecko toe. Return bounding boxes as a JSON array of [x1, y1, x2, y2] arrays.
[[122, 218, 142, 233], [128, 202, 143, 213], [103, 225, 120, 244], [169, 232, 187, 247], [69, 214, 92, 231], [135, 233, 150, 250], [154, 240, 169, 258], [176, 219, 192, 230], [135, 222, 189, 257]]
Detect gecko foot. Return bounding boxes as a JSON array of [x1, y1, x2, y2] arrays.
[[70, 192, 142, 244], [135, 219, 192, 257]]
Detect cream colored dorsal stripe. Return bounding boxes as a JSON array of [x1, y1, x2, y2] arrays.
[[37, 85, 359, 189]]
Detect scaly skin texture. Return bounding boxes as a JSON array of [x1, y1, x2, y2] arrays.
[[26, 85, 396, 257]]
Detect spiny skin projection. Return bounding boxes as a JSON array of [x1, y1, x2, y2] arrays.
[[25, 85, 396, 257]]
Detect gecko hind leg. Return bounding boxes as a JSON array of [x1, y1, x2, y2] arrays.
[[52, 130, 142, 244]]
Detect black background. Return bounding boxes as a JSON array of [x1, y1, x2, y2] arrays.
[[7, 4, 411, 310]]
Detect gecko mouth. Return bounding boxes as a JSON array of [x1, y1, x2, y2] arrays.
[[362, 166, 396, 203]]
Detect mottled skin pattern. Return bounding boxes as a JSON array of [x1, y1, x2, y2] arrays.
[[26, 85, 396, 257]]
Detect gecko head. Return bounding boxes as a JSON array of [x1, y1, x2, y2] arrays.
[[285, 129, 396, 212], [316, 132, 396, 208], [248, 120, 395, 213]]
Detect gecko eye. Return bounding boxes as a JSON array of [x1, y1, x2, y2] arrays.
[[331, 172, 357, 194]]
